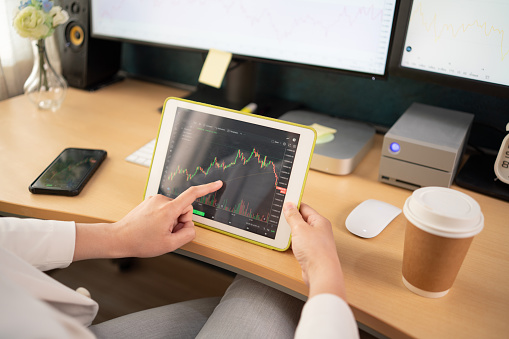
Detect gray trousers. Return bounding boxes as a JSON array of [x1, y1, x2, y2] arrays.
[[89, 275, 305, 338]]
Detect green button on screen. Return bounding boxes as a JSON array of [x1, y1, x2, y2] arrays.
[[193, 209, 205, 217]]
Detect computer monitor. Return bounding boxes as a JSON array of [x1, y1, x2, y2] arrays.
[[391, 0, 509, 200], [90, 0, 399, 106], [391, 0, 509, 98]]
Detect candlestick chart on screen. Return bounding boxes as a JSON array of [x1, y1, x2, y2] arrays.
[[166, 145, 281, 220]]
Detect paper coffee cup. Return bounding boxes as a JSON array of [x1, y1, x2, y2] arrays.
[[402, 187, 483, 298]]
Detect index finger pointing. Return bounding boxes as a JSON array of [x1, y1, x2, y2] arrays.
[[172, 181, 223, 211]]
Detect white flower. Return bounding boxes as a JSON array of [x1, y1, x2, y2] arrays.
[[13, 0, 69, 40], [13, 6, 51, 40], [50, 6, 69, 27]]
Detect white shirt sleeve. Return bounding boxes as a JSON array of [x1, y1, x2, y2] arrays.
[[0, 247, 98, 337], [295, 293, 360, 339], [0, 217, 76, 271], [0, 217, 98, 337]]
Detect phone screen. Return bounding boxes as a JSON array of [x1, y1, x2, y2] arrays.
[[29, 148, 107, 196]]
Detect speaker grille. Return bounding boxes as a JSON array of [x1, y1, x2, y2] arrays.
[[56, 0, 121, 89]]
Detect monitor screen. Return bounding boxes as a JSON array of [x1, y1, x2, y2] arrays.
[[395, 0, 509, 97], [90, 0, 398, 79]]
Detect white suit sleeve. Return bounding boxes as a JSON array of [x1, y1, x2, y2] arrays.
[[295, 294, 360, 339], [0, 217, 75, 271]]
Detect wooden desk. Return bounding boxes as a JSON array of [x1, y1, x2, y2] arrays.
[[1, 79, 508, 338]]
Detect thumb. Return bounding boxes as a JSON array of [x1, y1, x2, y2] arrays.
[[283, 202, 305, 233]]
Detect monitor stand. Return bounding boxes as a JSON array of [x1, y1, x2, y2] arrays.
[[184, 59, 256, 110], [182, 60, 302, 118], [455, 154, 509, 202], [85, 73, 125, 92], [185, 84, 245, 110]]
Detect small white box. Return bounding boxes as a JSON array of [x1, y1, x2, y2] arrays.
[[280, 110, 375, 175]]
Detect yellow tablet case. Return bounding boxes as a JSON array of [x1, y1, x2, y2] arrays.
[[144, 97, 317, 251]]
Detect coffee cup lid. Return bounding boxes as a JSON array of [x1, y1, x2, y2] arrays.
[[404, 187, 484, 238]]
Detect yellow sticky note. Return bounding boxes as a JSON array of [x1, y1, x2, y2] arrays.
[[198, 49, 233, 88], [309, 123, 337, 138]]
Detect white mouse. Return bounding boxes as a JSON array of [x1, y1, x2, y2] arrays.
[[345, 199, 402, 238]]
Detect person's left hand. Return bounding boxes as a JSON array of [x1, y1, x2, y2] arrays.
[[73, 181, 223, 261]]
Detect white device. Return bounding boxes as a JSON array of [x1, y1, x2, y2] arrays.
[[126, 139, 156, 167], [494, 123, 509, 184], [279, 110, 375, 175], [145, 98, 316, 251], [379, 103, 474, 190], [345, 199, 402, 238]]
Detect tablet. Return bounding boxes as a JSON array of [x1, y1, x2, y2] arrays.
[[145, 98, 316, 251]]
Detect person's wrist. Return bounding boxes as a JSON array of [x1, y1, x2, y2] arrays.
[[74, 222, 120, 261], [306, 257, 346, 299], [108, 220, 131, 258], [306, 253, 341, 277], [307, 260, 342, 285]]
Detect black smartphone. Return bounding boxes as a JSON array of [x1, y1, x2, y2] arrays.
[[29, 148, 107, 196]]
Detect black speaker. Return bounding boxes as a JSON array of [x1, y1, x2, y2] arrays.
[[57, 0, 121, 90]]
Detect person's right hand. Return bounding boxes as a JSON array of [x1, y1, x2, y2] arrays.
[[283, 202, 347, 300], [74, 181, 223, 261]]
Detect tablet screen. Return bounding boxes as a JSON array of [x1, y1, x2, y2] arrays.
[[157, 108, 300, 239]]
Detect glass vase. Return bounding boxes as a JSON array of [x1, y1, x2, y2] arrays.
[[24, 39, 67, 112]]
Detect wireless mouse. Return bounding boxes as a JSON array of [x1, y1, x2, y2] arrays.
[[345, 199, 402, 238]]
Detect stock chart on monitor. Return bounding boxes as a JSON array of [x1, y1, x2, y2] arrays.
[[158, 109, 300, 239], [92, 0, 397, 77], [401, 0, 509, 87]]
